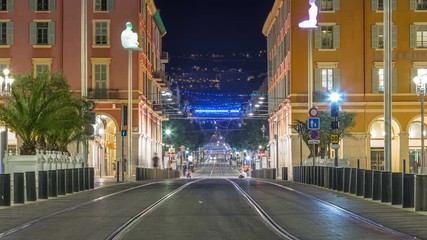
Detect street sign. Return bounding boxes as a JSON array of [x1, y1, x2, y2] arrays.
[[330, 134, 339, 144], [308, 130, 319, 140], [308, 140, 320, 144], [307, 118, 320, 130], [308, 107, 319, 117], [331, 143, 340, 149]]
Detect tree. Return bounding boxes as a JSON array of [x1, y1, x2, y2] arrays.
[[293, 110, 356, 158], [226, 119, 269, 151], [0, 71, 92, 155], [162, 119, 207, 151]]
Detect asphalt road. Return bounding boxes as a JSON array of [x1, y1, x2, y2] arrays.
[[0, 163, 418, 239]]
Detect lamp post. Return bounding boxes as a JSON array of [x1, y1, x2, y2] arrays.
[[329, 92, 341, 167], [413, 74, 427, 173], [0, 68, 14, 173], [121, 22, 140, 180]]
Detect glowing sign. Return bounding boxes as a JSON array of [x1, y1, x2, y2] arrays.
[[298, 0, 318, 29], [194, 109, 240, 113], [121, 22, 140, 50]]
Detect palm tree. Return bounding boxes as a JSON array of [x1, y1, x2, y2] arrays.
[[0, 71, 92, 155]]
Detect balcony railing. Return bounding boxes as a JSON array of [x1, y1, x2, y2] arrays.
[[87, 89, 119, 100]]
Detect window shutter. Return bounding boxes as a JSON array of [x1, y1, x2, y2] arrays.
[[314, 28, 321, 49], [410, 0, 416, 10], [7, 0, 13, 11], [392, 0, 397, 10], [49, 0, 56, 11], [29, 22, 36, 45], [410, 25, 416, 48], [6, 22, 13, 45], [29, 0, 36, 11], [315, 68, 322, 92], [411, 68, 417, 93], [392, 68, 397, 93], [107, 0, 114, 11], [315, 0, 320, 9], [48, 22, 55, 45], [372, 68, 379, 93], [333, 0, 340, 10], [392, 25, 397, 48], [333, 68, 341, 90], [371, 0, 378, 10], [333, 25, 340, 49], [371, 25, 378, 48]]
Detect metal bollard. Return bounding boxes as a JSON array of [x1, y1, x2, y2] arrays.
[[39, 171, 48, 199], [381, 172, 391, 203], [26, 171, 37, 201], [14, 173, 25, 204], [391, 172, 402, 205], [0, 174, 11, 206]]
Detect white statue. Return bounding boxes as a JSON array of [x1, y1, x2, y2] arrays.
[[121, 22, 140, 50], [299, 0, 318, 29]]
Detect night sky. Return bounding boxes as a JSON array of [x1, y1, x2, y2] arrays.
[[154, 0, 275, 122], [154, 0, 275, 54]]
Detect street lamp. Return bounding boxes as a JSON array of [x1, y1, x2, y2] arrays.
[[413, 73, 427, 173], [0, 68, 14, 173], [329, 92, 341, 167]]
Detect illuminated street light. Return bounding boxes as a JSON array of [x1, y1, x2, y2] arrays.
[[413, 73, 427, 173], [0, 68, 14, 174], [165, 128, 172, 135]]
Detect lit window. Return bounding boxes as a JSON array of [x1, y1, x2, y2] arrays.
[[371, 24, 397, 49], [416, 27, 427, 48], [416, 0, 427, 10], [378, 69, 384, 93], [321, 68, 334, 92], [321, 26, 333, 49]]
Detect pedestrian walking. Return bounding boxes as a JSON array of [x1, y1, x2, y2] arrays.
[[153, 153, 159, 169]]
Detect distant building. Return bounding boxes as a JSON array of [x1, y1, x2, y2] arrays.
[[0, 0, 170, 177], [263, 0, 426, 178]]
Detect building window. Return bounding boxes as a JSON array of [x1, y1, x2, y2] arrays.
[[410, 25, 427, 49], [36, 22, 48, 45], [37, 0, 48, 11], [321, 68, 334, 92], [0, 0, 7, 11], [315, 64, 340, 94], [320, 0, 333, 11], [372, 24, 397, 49], [416, 0, 427, 10], [30, 0, 55, 11], [372, 67, 397, 93], [94, 0, 114, 12], [32, 58, 52, 77], [93, 20, 110, 47], [372, 0, 396, 11], [315, 24, 340, 50], [0, 21, 13, 46], [321, 26, 333, 49], [90, 58, 111, 97], [30, 21, 55, 46]]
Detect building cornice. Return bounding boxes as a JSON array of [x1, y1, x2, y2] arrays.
[[262, 0, 282, 37]]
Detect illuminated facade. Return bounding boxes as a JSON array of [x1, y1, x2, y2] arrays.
[[263, 0, 427, 178], [0, 0, 169, 177]]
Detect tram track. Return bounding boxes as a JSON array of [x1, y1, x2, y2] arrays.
[[236, 179, 415, 240], [0, 180, 185, 239]]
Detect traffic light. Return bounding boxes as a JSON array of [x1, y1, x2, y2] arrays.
[[331, 102, 339, 118], [121, 105, 128, 127], [331, 121, 339, 130]]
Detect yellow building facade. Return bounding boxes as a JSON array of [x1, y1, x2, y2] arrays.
[[263, 0, 427, 178]]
